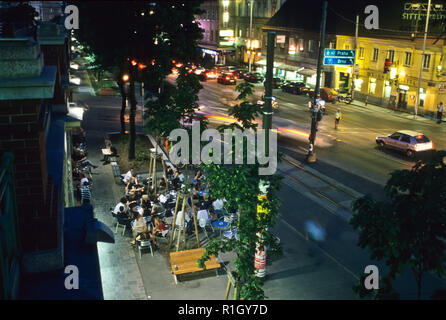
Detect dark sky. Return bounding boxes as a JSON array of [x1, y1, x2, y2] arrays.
[[266, 0, 446, 38]]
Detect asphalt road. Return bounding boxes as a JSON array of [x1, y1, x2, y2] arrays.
[[74, 62, 446, 299], [189, 75, 446, 299], [193, 76, 446, 190]]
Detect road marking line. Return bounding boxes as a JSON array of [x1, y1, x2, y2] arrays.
[[280, 218, 360, 281]]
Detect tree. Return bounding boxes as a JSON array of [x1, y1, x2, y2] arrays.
[[351, 151, 446, 299], [197, 82, 282, 300], [75, 1, 203, 160], [0, 2, 38, 37]]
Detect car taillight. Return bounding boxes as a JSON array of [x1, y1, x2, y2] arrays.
[[225, 76, 230, 80], [234, 76, 238, 80]]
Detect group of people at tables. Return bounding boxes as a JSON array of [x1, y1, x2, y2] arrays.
[[113, 166, 233, 249]]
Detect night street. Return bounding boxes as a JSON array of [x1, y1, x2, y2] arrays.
[[1, 0, 446, 305]]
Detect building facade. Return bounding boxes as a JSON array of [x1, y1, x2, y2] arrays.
[[336, 35, 446, 114], [232, 0, 286, 66], [196, 0, 222, 65]]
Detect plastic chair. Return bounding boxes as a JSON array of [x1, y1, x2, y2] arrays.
[[138, 239, 153, 258]]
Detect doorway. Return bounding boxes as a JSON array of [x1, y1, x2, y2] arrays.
[[397, 90, 408, 109], [339, 72, 350, 93]]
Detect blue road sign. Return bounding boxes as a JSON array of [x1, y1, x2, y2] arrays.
[[324, 49, 355, 58], [323, 57, 355, 65]]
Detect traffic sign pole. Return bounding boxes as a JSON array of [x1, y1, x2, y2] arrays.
[[307, 0, 327, 163]]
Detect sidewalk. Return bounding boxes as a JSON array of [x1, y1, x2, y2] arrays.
[[349, 99, 443, 124]]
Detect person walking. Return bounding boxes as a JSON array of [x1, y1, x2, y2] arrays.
[[334, 108, 342, 130], [437, 102, 444, 124]]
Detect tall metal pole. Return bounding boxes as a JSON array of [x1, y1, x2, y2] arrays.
[[248, 0, 254, 73], [350, 15, 359, 97], [307, 0, 327, 163], [414, 0, 431, 118], [263, 31, 276, 149]]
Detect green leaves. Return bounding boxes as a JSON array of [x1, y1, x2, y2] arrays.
[[351, 151, 446, 299]]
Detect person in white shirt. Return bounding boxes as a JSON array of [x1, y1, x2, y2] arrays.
[[437, 102, 444, 124], [123, 168, 134, 184], [113, 197, 129, 215]]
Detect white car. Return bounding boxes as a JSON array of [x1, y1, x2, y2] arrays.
[[376, 130, 433, 158]]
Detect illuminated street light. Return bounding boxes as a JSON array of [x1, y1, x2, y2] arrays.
[[122, 74, 130, 82], [131, 60, 137, 66]]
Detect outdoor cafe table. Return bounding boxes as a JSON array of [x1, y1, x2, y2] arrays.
[[212, 220, 230, 237]]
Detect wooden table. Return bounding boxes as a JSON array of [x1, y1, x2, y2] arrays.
[[169, 248, 220, 284]]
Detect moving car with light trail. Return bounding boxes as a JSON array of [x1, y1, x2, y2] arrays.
[[217, 72, 238, 85], [375, 130, 433, 158]]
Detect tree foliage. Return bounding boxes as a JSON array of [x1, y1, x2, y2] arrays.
[[74, 1, 203, 158], [351, 151, 446, 299], [197, 80, 282, 300]]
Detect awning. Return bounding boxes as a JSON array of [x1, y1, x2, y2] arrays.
[[297, 68, 317, 77]]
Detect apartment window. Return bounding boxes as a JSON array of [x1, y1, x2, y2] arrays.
[[422, 54, 431, 69], [387, 50, 395, 62], [298, 39, 304, 52], [308, 40, 315, 53], [404, 52, 412, 66], [344, 44, 350, 50], [372, 48, 379, 61], [329, 41, 336, 49], [358, 47, 365, 59]]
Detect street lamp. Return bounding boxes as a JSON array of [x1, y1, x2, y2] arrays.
[[122, 74, 130, 82], [248, 0, 254, 73]]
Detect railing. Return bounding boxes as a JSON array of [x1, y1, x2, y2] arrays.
[[0, 152, 21, 300]]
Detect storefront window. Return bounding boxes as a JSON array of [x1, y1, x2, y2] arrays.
[[369, 78, 376, 95], [354, 78, 363, 92], [419, 88, 426, 107], [384, 81, 391, 98]]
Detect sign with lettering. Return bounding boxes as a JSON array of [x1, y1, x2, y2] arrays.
[[324, 57, 355, 65], [276, 35, 286, 43], [324, 49, 356, 58]]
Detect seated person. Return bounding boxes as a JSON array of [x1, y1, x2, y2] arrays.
[[72, 149, 98, 168], [126, 176, 142, 194], [149, 216, 168, 247], [127, 191, 139, 208], [172, 170, 183, 189], [123, 168, 135, 184], [151, 198, 164, 216], [200, 193, 213, 210], [130, 214, 149, 245], [193, 169, 203, 185], [116, 205, 132, 228], [158, 178, 167, 190], [102, 140, 118, 162], [140, 194, 152, 216], [113, 197, 129, 215], [166, 166, 174, 178]]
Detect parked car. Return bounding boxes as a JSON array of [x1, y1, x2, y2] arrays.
[[233, 69, 247, 79], [308, 87, 338, 102], [281, 81, 307, 95], [217, 72, 238, 85], [375, 130, 433, 158], [264, 77, 284, 89], [244, 72, 264, 83]]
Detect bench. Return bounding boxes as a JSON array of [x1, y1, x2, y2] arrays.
[[169, 248, 220, 284], [111, 162, 122, 184]]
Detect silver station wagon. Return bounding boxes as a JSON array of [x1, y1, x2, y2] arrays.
[[376, 130, 433, 158]]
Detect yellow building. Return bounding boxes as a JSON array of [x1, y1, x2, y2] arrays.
[[335, 35, 446, 115]]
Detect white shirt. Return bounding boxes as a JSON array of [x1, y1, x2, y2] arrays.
[[438, 104, 444, 113], [123, 170, 133, 183], [113, 202, 127, 215], [81, 177, 89, 186], [178, 173, 185, 182], [213, 199, 225, 210]]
